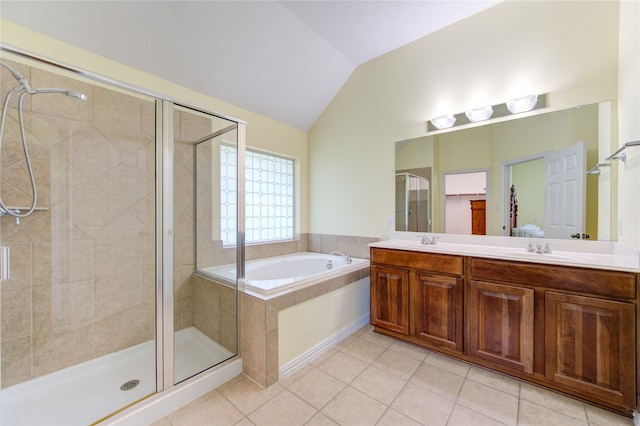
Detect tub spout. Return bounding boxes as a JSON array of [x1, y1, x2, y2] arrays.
[[329, 250, 352, 264]]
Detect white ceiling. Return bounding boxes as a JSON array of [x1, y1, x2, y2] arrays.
[[1, 1, 500, 130]]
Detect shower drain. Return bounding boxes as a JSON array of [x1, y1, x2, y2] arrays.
[[120, 379, 140, 391]]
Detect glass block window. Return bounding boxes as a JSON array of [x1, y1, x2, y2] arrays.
[[220, 145, 294, 246]]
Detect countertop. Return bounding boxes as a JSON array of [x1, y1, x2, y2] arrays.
[[369, 232, 640, 273]]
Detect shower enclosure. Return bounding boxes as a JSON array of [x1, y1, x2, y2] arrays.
[[0, 52, 243, 424], [395, 172, 431, 232]]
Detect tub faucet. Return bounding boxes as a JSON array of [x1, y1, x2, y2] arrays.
[[329, 250, 352, 264]]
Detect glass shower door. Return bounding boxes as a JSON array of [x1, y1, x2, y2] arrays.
[[0, 57, 157, 424], [395, 173, 430, 232], [172, 105, 239, 384]]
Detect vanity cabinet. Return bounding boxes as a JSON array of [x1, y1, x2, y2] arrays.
[[545, 291, 635, 408], [370, 265, 410, 335], [468, 280, 534, 374], [370, 248, 464, 353], [370, 246, 638, 415], [412, 272, 463, 352]]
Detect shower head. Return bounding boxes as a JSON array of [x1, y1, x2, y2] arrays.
[[65, 90, 88, 102], [33, 88, 88, 101], [1, 63, 87, 101]]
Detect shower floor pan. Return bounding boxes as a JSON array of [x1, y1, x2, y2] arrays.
[[2, 327, 234, 426]]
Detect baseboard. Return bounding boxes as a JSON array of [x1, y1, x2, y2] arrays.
[[279, 314, 371, 382]]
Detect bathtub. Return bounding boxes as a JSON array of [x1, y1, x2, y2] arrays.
[[198, 252, 368, 296]]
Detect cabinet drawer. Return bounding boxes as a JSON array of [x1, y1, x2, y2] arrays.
[[470, 258, 636, 299], [371, 248, 463, 276]]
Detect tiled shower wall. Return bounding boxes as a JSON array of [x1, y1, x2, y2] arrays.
[[0, 60, 223, 388], [0, 60, 157, 387]]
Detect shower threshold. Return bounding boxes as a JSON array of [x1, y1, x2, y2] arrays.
[[2, 327, 234, 426]]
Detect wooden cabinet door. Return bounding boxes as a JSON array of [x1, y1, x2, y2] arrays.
[[468, 280, 534, 374], [412, 272, 463, 352], [470, 199, 486, 235], [370, 265, 410, 335], [545, 292, 635, 408]]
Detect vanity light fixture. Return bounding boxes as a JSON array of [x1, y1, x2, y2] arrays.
[[426, 94, 547, 133], [465, 106, 494, 122], [506, 94, 538, 114], [430, 114, 456, 129]]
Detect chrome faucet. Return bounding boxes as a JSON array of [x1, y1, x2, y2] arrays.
[[418, 235, 438, 245], [525, 241, 552, 254], [329, 250, 352, 264]]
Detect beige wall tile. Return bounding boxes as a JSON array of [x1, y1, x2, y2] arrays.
[[32, 324, 94, 376], [179, 110, 214, 143], [92, 87, 141, 133], [33, 280, 94, 334], [33, 239, 95, 286], [94, 274, 142, 321], [1, 288, 32, 340], [1, 336, 32, 387], [220, 311, 238, 353], [141, 101, 155, 138], [50, 122, 123, 181], [94, 307, 143, 356]]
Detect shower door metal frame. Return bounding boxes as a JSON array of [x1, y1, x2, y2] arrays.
[[156, 100, 175, 391], [0, 44, 246, 397]]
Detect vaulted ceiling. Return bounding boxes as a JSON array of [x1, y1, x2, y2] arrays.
[[1, 1, 500, 130]]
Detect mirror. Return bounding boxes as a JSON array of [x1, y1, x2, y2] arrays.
[[395, 101, 611, 240]]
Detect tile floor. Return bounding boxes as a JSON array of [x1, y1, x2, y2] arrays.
[[152, 325, 634, 426]]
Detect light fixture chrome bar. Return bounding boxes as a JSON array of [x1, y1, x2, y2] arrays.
[[605, 140, 640, 162]]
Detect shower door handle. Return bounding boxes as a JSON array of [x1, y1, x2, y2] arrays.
[[0, 246, 9, 280]]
